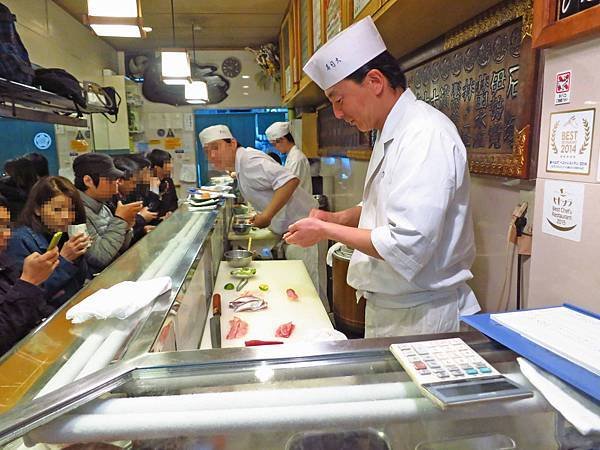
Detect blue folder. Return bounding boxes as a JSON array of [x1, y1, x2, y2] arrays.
[[462, 303, 600, 403]]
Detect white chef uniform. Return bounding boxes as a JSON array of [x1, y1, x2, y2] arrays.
[[347, 88, 480, 337], [303, 16, 479, 337], [285, 145, 313, 195], [234, 147, 324, 303], [265, 121, 313, 194]]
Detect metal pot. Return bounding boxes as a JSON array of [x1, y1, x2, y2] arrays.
[[232, 223, 251, 235], [224, 249, 253, 267]]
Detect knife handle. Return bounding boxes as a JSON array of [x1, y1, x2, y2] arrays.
[[212, 293, 221, 316]]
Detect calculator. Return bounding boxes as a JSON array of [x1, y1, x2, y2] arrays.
[[390, 338, 532, 409]]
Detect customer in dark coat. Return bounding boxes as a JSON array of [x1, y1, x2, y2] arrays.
[[0, 194, 59, 356], [25, 152, 50, 178], [147, 149, 178, 218], [110, 156, 157, 244], [0, 157, 39, 222], [7, 177, 91, 309]]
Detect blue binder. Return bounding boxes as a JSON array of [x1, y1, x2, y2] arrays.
[[462, 303, 600, 403]]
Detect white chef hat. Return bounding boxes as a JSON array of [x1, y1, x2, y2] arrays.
[[265, 121, 290, 141], [198, 124, 234, 146], [303, 16, 387, 91]]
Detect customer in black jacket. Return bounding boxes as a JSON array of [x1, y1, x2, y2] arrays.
[[0, 157, 39, 222], [0, 194, 59, 356], [147, 149, 178, 218]]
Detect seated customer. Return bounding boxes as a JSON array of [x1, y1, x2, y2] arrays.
[[73, 153, 142, 276], [111, 156, 157, 243], [128, 153, 161, 216], [0, 194, 59, 356], [147, 149, 178, 218], [7, 177, 91, 308], [0, 157, 39, 221], [25, 152, 50, 178]]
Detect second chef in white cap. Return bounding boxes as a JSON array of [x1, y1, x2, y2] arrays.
[[265, 121, 313, 195], [284, 17, 480, 337], [199, 125, 326, 307]]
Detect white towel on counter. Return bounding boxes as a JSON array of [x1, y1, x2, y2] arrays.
[[66, 277, 172, 324], [517, 357, 600, 436]]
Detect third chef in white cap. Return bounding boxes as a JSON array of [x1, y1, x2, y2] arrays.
[[265, 121, 313, 195], [199, 125, 326, 306], [284, 17, 480, 337]]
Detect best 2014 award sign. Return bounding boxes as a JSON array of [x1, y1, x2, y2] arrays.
[[546, 108, 595, 174]]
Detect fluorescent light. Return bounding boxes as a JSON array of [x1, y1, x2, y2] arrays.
[[242, 75, 250, 79], [161, 50, 191, 84], [242, 85, 249, 89], [85, 0, 146, 38], [88, 0, 137, 17], [243, 92, 249, 96], [90, 24, 142, 37], [185, 80, 209, 104]]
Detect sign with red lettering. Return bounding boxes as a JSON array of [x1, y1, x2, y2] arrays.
[[555, 70, 572, 105]]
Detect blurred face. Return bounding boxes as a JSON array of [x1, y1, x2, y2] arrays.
[[0, 206, 10, 251], [155, 161, 172, 180], [118, 177, 136, 196], [38, 194, 75, 233], [270, 138, 292, 154], [325, 77, 379, 132], [138, 167, 151, 186], [205, 139, 237, 171], [85, 175, 118, 201]]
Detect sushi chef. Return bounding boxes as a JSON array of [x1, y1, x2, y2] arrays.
[[265, 121, 313, 195], [199, 125, 326, 306], [284, 17, 480, 337]]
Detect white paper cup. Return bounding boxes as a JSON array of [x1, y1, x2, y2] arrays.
[[68, 223, 88, 238]]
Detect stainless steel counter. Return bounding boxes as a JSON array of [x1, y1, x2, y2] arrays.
[[0, 333, 575, 449], [0, 203, 227, 414]]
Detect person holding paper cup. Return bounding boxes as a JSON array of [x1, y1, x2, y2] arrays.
[[284, 17, 479, 337], [7, 176, 90, 308]]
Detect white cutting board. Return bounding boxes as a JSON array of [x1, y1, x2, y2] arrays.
[[200, 261, 332, 349]]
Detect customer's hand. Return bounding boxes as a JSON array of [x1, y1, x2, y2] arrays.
[[115, 201, 144, 227], [20, 249, 59, 285], [144, 225, 156, 234], [138, 206, 158, 223], [60, 233, 91, 262]]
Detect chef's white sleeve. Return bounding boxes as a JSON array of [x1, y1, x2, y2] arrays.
[[370, 128, 457, 282], [247, 153, 298, 190]]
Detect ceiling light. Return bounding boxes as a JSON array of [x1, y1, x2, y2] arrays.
[[185, 80, 209, 104], [161, 50, 191, 84], [242, 85, 249, 89], [85, 0, 146, 38], [242, 75, 250, 79], [161, 0, 191, 85], [243, 92, 249, 96]]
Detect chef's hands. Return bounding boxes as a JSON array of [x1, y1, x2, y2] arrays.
[[284, 217, 327, 247], [308, 208, 332, 221], [251, 213, 271, 229]]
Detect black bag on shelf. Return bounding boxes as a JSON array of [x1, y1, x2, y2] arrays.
[[34, 68, 87, 112], [0, 3, 35, 85]]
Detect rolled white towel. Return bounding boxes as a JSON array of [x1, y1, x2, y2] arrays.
[[326, 242, 344, 267]]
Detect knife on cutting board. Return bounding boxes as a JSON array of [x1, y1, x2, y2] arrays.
[[210, 293, 221, 348]]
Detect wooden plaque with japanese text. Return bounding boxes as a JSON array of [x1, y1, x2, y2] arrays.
[[401, 0, 538, 178]]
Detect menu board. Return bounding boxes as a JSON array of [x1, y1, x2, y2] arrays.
[[300, 0, 311, 66], [402, 8, 538, 179], [326, 0, 342, 41], [353, 0, 371, 18], [313, 0, 322, 52], [557, 0, 599, 20]]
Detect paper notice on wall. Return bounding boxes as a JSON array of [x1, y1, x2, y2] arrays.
[[542, 179, 584, 242], [180, 164, 197, 183], [546, 109, 594, 175]]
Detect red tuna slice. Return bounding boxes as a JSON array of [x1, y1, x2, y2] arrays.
[[226, 316, 249, 340], [286, 288, 299, 301], [275, 321, 295, 338]]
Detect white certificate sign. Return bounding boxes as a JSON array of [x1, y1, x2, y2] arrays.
[[542, 179, 584, 242], [546, 108, 595, 174]]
